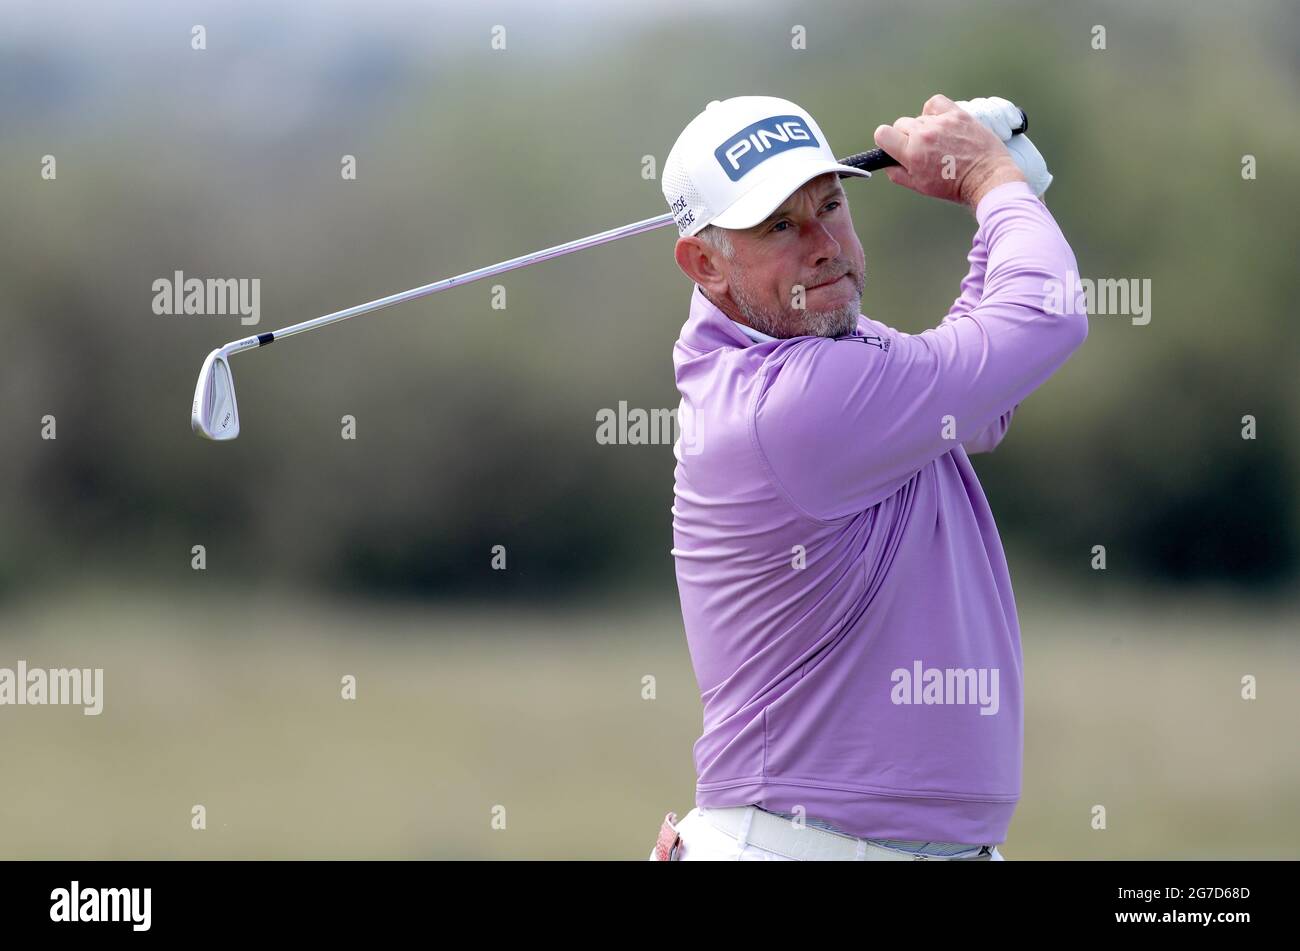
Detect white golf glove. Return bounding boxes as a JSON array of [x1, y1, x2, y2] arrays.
[[956, 96, 1052, 197]]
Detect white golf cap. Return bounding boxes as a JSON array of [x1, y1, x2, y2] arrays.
[[662, 96, 870, 237]]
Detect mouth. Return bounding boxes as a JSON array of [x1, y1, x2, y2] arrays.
[[809, 273, 851, 291]]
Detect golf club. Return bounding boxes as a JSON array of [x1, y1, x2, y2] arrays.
[[191, 110, 1028, 440]]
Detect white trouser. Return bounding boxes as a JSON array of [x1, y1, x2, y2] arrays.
[[648, 807, 1006, 861]]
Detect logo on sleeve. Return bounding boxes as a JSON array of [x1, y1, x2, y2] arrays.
[[714, 115, 819, 182]]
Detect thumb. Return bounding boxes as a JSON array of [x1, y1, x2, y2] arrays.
[[922, 93, 958, 116], [873, 124, 909, 164]]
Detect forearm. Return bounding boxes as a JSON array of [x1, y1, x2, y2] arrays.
[[941, 226, 989, 325], [962, 159, 1026, 211], [950, 180, 1085, 452]]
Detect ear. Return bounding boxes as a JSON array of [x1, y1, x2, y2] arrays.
[[674, 236, 731, 298]]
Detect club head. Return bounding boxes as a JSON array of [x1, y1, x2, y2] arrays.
[[191, 347, 240, 440]]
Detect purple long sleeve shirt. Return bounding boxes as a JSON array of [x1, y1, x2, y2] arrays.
[[670, 181, 1087, 845]]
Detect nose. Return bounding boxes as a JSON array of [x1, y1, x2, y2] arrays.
[[805, 219, 841, 269]]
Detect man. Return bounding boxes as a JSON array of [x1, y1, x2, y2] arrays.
[[648, 94, 1085, 861]]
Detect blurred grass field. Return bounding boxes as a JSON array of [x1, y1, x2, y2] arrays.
[[0, 584, 1295, 860]]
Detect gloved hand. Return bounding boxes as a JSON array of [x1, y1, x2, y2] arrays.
[[955, 96, 1052, 197]]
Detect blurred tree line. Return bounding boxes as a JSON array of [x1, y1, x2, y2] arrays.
[[1, 0, 1296, 600]]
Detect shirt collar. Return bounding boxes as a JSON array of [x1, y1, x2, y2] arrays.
[[734, 320, 778, 344]]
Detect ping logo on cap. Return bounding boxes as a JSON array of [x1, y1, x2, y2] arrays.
[[714, 115, 818, 182]]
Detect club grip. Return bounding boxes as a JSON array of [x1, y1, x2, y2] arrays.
[[838, 108, 1028, 173]]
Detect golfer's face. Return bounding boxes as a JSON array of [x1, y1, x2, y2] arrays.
[[731, 173, 865, 330]]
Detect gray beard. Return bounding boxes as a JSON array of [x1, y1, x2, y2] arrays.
[[729, 270, 864, 339]]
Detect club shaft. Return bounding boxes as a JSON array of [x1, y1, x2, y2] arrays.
[[227, 212, 676, 353]]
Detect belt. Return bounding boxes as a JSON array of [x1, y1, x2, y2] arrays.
[[698, 806, 994, 861]]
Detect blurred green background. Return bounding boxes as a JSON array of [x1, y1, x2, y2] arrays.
[[0, 0, 1296, 858]]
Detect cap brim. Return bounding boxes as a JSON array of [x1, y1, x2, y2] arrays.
[[709, 159, 871, 231]]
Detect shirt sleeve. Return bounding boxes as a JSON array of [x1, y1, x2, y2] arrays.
[[940, 209, 1016, 455], [753, 181, 1088, 521]]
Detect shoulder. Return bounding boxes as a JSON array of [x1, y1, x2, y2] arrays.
[[756, 328, 895, 414]]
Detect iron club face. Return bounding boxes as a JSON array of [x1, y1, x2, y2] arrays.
[[191, 347, 240, 440]]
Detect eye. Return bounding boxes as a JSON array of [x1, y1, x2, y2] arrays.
[[822, 199, 841, 213], [769, 219, 792, 234]]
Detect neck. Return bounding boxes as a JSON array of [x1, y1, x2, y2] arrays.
[[701, 287, 758, 334]]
